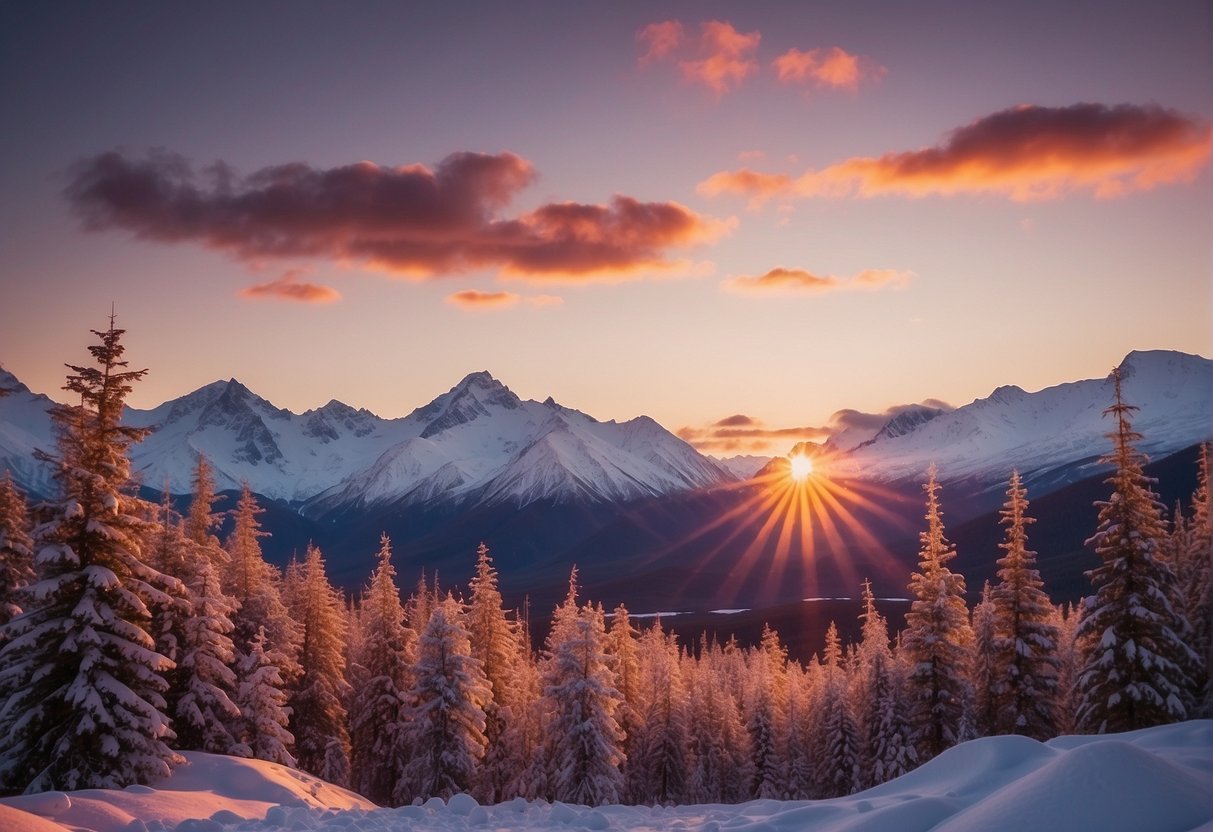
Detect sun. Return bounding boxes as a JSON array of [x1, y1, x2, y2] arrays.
[[789, 454, 814, 481]]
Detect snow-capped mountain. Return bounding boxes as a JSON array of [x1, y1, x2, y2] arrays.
[[305, 372, 733, 511], [832, 350, 1213, 493], [0, 369, 735, 508], [0, 367, 57, 496]]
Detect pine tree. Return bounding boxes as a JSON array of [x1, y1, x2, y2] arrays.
[[744, 643, 785, 799], [606, 602, 644, 798], [855, 580, 915, 787], [1051, 603, 1081, 734], [348, 534, 413, 805], [224, 485, 299, 676], [400, 593, 490, 802], [0, 321, 180, 791], [284, 543, 351, 783], [232, 627, 295, 766], [988, 471, 1060, 739], [628, 623, 690, 805], [540, 572, 626, 806], [815, 622, 860, 797], [162, 457, 242, 754], [1074, 370, 1197, 733], [0, 473, 34, 630], [466, 543, 521, 804], [902, 465, 974, 761], [224, 484, 299, 762], [970, 582, 997, 737], [1176, 444, 1212, 713]]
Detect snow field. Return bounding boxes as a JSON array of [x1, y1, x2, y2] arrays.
[[3, 721, 1209, 832]]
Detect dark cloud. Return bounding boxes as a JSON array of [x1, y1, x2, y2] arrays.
[[67, 150, 728, 282], [701, 103, 1211, 202]]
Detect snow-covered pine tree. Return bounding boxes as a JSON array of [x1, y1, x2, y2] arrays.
[[743, 636, 786, 799], [686, 643, 750, 803], [540, 572, 626, 806], [970, 581, 997, 737], [499, 635, 545, 801], [223, 484, 299, 761], [400, 593, 491, 802], [225, 486, 299, 669], [162, 457, 242, 755], [606, 602, 644, 796], [466, 542, 522, 804], [348, 534, 413, 805], [284, 543, 351, 783], [627, 623, 691, 805], [902, 465, 974, 761], [1074, 370, 1198, 733], [1176, 444, 1212, 714], [815, 622, 861, 797], [0, 472, 34, 630], [0, 321, 180, 791], [1050, 602, 1080, 734], [988, 471, 1060, 739], [232, 626, 295, 766], [871, 646, 917, 784], [855, 580, 914, 787]]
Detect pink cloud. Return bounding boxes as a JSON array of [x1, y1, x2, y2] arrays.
[[678, 21, 761, 95], [724, 266, 913, 295], [701, 103, 1212, 203], [772, 46, 884, 92], [238, 270, 340, 303], [637, 20, 684, 64]]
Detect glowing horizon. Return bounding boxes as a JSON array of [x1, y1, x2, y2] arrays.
[[0, 4, 1207, 456]]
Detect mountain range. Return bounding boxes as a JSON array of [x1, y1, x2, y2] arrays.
[[1, 349, 1209, 617]]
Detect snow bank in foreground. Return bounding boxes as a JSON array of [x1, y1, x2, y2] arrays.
[[0, 752, 373, 832], [2, 722, 1210, 832]]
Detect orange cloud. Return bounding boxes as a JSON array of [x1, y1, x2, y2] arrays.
[[446, 290, 519, 309], [238, 271, 340, 303], [445, 291, 565, 311], [700, 103, 1212, 203], [772, 46, 884, 92], [678, 21, 761, 95], [724, 266, 912, 295], [678, 414, 831, 455], [67, 150, 729, 284], [637, 20, 683, 64]]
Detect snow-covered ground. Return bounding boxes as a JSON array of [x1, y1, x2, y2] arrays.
[[2, 721, 1209, 832]]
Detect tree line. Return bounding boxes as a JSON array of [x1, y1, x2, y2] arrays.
[[0, 323, 1208, 805]]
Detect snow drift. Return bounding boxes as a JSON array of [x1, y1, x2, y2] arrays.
[[2, 721, 1208, 832]]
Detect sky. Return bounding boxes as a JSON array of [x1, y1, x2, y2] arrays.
[[0, 1, 1209, 456]]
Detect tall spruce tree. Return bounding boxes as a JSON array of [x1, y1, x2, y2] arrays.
[[284, 543, 351, 783], [400, 593, 490, 802], [232, 627, 295, 766], [0, 472, 34, 630], [0, 322, 180, 791], [902, 465, 974, 760], [540, 572, 626, 805], [988, 471, 1060, 739], [1074, 370, 1197, 732], [348, 534, 413, 805], [466, 543, 521, 804]]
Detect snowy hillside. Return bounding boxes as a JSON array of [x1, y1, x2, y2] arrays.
[[306, 374, 734, 511], [0, 369, 734, 508], [834, 350, 1213, 492], [2, 722, 1208, 832], [0, 368, 57, 496]]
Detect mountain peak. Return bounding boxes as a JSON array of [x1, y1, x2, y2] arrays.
[[415, 371, 522, 439]]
